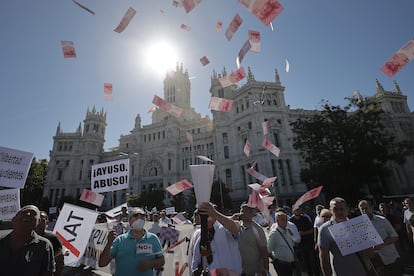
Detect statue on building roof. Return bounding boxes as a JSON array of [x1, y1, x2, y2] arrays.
[[393, 80, 402, 94], [375, 78, 385, 93], [247, 67, 255, 82], [275, 69, 281, 85]]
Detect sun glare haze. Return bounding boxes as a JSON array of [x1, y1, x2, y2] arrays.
[[145, 40, 179, 76]]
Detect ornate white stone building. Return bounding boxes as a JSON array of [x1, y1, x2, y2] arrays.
[[43, 64, 414, 209]]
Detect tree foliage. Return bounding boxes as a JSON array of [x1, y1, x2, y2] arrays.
[[290, 99, 410, 203], [130, 189, 165, 210], [21, 158, 48, 207]]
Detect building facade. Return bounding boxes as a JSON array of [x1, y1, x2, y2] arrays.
[[43, 64, 414, 209]]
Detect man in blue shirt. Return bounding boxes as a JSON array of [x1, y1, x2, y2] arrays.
[[99, 207, 164, 276]]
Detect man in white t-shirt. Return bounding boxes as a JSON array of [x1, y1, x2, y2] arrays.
[[403, 197, 414, 248]]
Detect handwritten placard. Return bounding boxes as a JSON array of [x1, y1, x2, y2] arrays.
[[328, 214, 383, 256]]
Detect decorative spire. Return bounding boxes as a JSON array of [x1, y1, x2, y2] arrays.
[[222, 67, 227, 76], [275, 69, 281, 85], [77, 123, 82, 133], [56, 122, 61, 135], [393, 80, 402, 94], [211, 69, 217, 80], [247, 67, 255, 82], [375, 78, 384, 93]]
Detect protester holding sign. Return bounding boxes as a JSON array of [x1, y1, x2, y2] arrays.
[[318, 197, 374, 276], [98, 207, 165, 276], [0, 205, 55, 276]]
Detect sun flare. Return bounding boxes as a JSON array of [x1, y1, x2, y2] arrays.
[[145, 41, 178, 76]]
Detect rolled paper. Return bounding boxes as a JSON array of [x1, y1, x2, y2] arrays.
[[189, 164, 215, 205]]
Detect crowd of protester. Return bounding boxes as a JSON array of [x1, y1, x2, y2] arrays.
[[1, 196, 413, 276]]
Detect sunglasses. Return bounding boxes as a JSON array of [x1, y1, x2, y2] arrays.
[[321, 215, 331, 218], [132, 213, 143, 218]]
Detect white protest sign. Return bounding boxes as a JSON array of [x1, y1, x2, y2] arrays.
[[0, 188, 20, 220], [104, 202, 128, 219], [0, 146, 34, 189], [328, 214, 383, 256], [91, 159, 129, 193], [53, 203, 98, 266], [165, 206, 176, 215]]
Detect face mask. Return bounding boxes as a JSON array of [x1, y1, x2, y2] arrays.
[[131, 218, 145, 231]]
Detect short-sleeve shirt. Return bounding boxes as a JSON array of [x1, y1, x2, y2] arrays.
[[404, 209, 414, 226], [0, 231, 55, 276], [371, 215, 399, 265], [318, 220, 369, 276], [110, 230, 163, 276], [238, 222, 267, 275]]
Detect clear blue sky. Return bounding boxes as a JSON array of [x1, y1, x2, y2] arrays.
[[1, 0, 414, 160]]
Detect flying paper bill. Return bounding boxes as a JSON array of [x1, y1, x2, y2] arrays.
[[186, 131, 193, 145], [262, 176, 277, 188], [79, 189, 104, 207], [114, 7, 136, 33], [247, 166, 268, 182], [200, 56, 210, 66], [61, 41, 76, 58], [238, 0, 284, 26], [181, 0, 202, 13], [285, 59, 290, 72], [104, 83, 112, 101], [236, 40, 251, 68], [218, 67, 246, 88], [172, 0, 181, 8], [292, 186, 323, 210], [262, 138, 280, 157], [248, 30, 261, 52], [180, 24, 191, 31], [166, 180, 193, 196], [152, 95, 184, 118], [262, 120, 269, 135], [208, 97, 233, 112], [225, 13, 243, 42], [196, 155, 214, 163], [244, 139, 251, 157], [72, 0, 95, 15], [216, 21, 223, 32], [380, 38, 414, 77]]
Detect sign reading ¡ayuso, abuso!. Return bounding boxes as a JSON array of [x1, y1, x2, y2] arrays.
[[91, 159, 129, 193], [0, 146, 34, 189]]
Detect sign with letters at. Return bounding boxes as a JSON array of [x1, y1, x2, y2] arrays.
[[0, 146, 34, 189], [91, 159, 129, 193], [53, 203, 98, 266], [0, 188, 20, 220]]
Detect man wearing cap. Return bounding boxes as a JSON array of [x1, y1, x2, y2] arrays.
[[237, 204, 269, 276], [99, 207, 165, 276], [0, 205, 55, 276]]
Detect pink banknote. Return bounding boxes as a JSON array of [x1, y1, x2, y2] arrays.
[[200, 56, 210, 66], [225, 13, 243, 41], [208, 97, 233, 112], [166, 179, 193, 196], [237, 40, 252, 68], [61, 41, 76, 58], [104, 83, 112, 101], [180, 24, 191, 31], [244, 139, 251, 157], [114, 7, 136, 33], [72, 0, 95, 15], [262, 120, 269, 135], [181, 0, 202, 13], [152, 95, 183, 118], [262, 138, 280, 157], [218, 67, 246, 88], [238, 0, 284, 26], [79, 189, 104, 206], [381, 39, 414, 77], [216, 21, 223, 32], [292, 186, 323, 210], [248, 30, 261, 52]]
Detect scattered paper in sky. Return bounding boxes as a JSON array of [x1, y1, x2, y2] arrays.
[[248, 30, 261, 52], [166, 179, 193, 196], [262, 120, 269, 135], [61, 40, 76, 58], [285, 59, 290, 72], [181, 0, 203, 13], [196, 155, 214, 162], [238, 0, 284, 26], [380, 38, 414, 77], [72, 0, 95, 15], [208, 96, 233, 112], [225, 13, 243, 42], [262, 138, 280, 157], [218, 67, 246, 88], [172, 0, 181, 8], [114, 7, 136, 33], [236, 40, 251, 68], [216, 21, 223, 32], [244, 139, 251, 157], [200, 56, 210, 66], [104, 83, 112, 101], [180, 24, 191, 31], [152, 95, 183, 118]]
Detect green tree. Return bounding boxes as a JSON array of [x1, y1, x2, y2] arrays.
[[290, 99, 410, 203], [132, 189, 165, 210], [21, 157, 48, 207]]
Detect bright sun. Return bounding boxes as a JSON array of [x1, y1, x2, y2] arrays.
[[145, 41, 178, 76]]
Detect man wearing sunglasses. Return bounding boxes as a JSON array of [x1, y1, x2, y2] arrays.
[[99, 207, 165, 276]]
